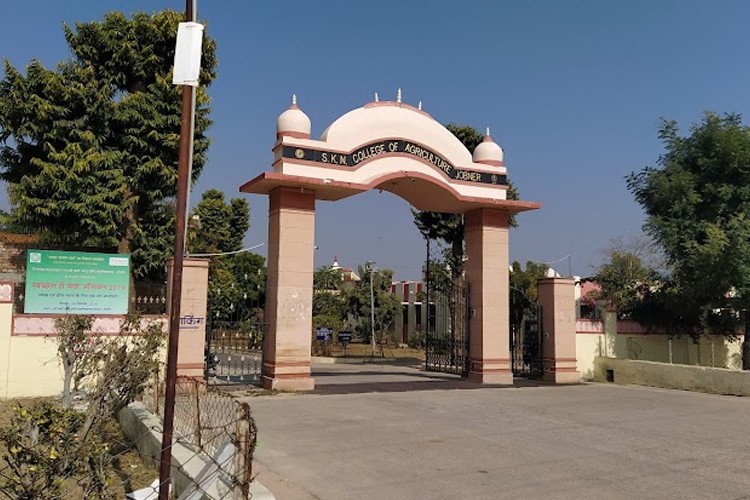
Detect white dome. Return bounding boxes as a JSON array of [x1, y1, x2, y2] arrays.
[[318, 102, 474, 165], [277, 96, 311, 137], [545, 268, 561, 278], [472, 130, 504, 166]]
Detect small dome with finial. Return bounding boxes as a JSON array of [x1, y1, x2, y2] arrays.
[[331, 255, 341, 270], [277, 94, 311, 138], [472, 127, 504, 166]]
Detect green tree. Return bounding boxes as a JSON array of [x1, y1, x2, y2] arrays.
[[206, 252, 266, 322], [189, 189, 249, 255], [593, 250, 654, 317], [626, 112, 750, 367], [310, 266, 347, 355], [314, 265, 344, 292], [509, 261, 548, 337], [346, 264, 401, 355], [188, 190, 264, 322], [312, 266, 346, 329], [0, 10, 217, 282]]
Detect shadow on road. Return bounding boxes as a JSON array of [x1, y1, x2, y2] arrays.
[[310, 363, 553, 395]]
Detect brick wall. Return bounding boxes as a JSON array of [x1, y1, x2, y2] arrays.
[[0, 233, 39, 282]]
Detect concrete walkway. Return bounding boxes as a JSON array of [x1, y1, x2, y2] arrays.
[[238, 362, 750, 500]]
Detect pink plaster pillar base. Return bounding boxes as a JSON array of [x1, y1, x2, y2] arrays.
[[262, 187, 316, 391], [468, 359, 513, 385], [166, 258, 209, 378], [465, 208, 513, 386], [542, 361, 580, 384], [262, 361, 315, 391], [538, 278, 580, 384]]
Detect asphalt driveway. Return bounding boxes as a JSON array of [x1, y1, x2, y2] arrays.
[[237, 362, 750, 500]]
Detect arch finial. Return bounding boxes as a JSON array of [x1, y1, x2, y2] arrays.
[[374, 92, 379, 102], [397, 88, 402, 103], [292, 94, 297, 106], [486, 126, 491, 137], [418, 100, 422, 110]]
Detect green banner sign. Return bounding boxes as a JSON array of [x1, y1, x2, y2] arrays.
[[24, 250, 130, 314]]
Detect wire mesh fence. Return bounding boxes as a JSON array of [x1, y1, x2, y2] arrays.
[[147, 376, 258, 499]]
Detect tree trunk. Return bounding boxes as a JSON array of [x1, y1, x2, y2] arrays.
[[118, 195, 137, 311], [62, 357, 73, 409]]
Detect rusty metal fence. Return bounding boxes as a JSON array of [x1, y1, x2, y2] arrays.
[[149, 376, 257, 498]]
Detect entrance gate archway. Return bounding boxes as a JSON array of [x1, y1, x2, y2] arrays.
[[241, 95, 540, 391]]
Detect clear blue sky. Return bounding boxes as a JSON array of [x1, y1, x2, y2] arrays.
[[2, 1, 750, 279]]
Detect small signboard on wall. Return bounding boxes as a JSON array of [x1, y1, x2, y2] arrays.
[[24, 250, 130, 314]]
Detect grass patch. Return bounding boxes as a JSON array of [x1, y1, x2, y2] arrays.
[[319, 342, 425, 362]]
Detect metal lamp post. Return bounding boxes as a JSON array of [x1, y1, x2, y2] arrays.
[[366, 260, 376, 356], [159, 1, 202, 498]]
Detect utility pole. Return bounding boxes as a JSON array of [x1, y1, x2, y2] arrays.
[[367, 260, 376, 357], [159, 1, 198, 498]]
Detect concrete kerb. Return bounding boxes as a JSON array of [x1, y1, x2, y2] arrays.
[[118, 402, 274, 499]]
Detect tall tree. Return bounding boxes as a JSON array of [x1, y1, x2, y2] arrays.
[[593, 250, 654, 318], [509, 261, 548, 338], [189, 189, 249, 255], [346, 264, 401, 353], [188, 190, 264, 322], [626, 112, 750, 367], [601, 232, 666, 275], [312, 266, 347, 334], [0, 10, 217, 281]]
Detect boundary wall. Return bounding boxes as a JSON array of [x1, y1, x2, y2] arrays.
[[0, 281, 167, 399], [0, 259, 207, 399], [593, 357, 750, 396], [575, 311, 743, 380]]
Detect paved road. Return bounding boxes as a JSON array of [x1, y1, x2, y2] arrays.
[[237, 363, 750, 500]]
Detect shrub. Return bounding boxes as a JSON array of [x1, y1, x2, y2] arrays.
[[408, 330, 426, 349], [0, 313, 165, 499]]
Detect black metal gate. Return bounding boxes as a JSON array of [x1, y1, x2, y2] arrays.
[[511, 305, 543, 378], [204, 314, 265, 384], [424, 280, 470, 376]]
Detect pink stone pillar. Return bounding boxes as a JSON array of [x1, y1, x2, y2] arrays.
[[166, 258, 209, 377], [537, 277, 580, 383], [464, 208, 513, 385], [262, 187, 316, 391]]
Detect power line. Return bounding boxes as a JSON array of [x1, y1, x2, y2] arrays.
[[187, 242, 266, 257]]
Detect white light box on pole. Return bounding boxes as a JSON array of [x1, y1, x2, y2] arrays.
[[172, 22, 204, 86]]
